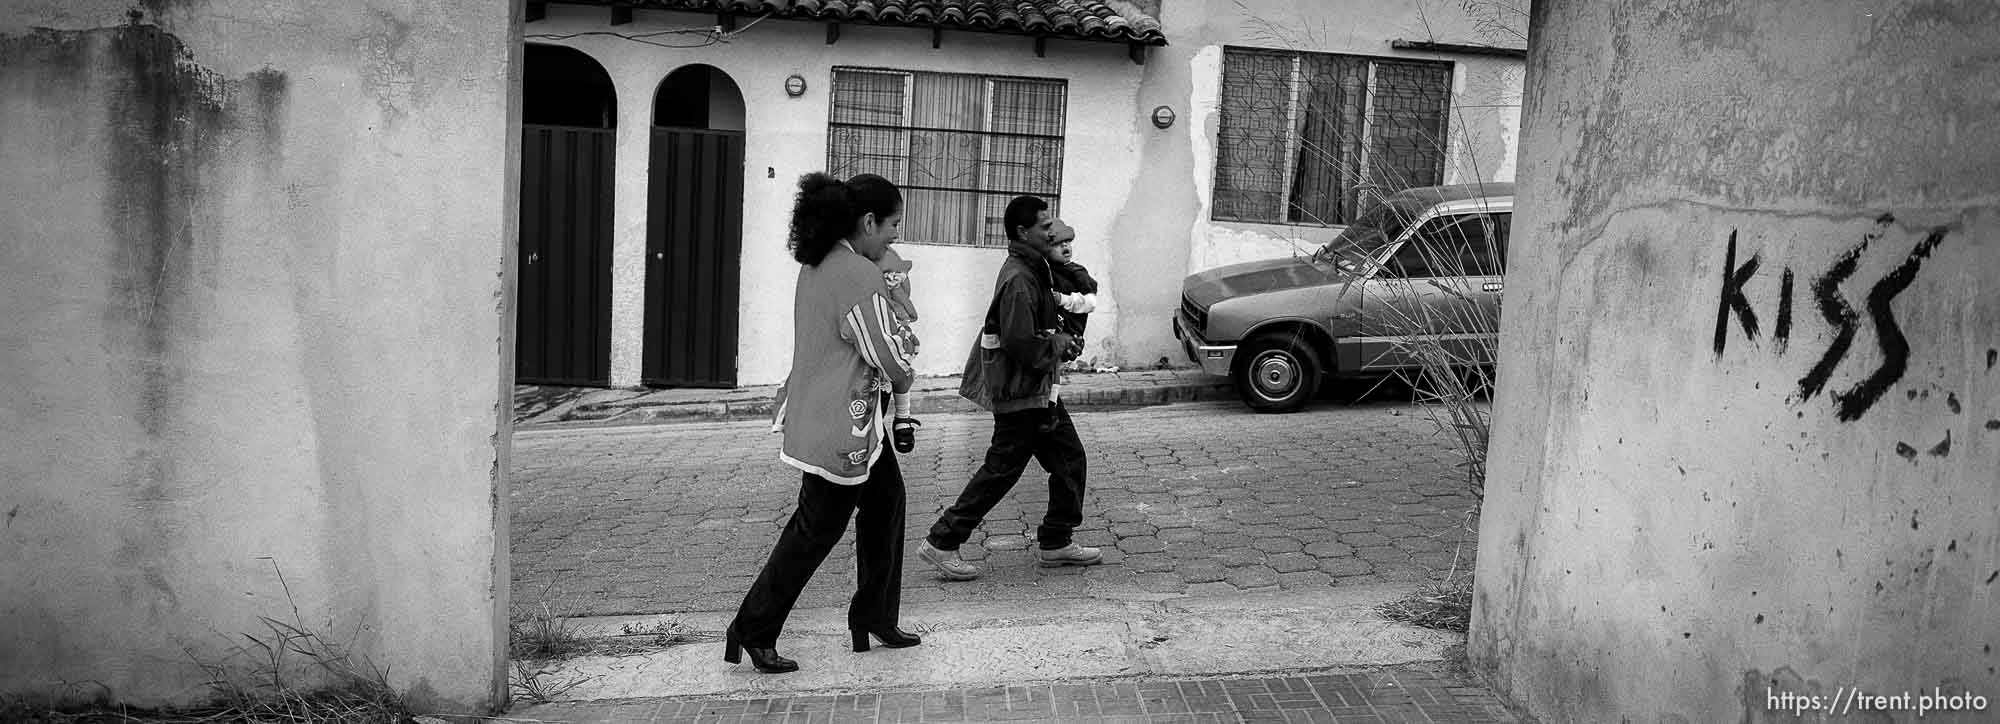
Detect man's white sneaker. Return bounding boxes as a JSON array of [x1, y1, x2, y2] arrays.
[[1036, 543, 1103, 567], [918, 541, 981, 581]]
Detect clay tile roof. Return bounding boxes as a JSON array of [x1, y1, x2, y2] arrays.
[[570, 0, 1167, 45]]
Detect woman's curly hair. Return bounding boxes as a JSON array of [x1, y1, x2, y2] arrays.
[[788, 172, 850, 266], [788, 172, 903, 266]]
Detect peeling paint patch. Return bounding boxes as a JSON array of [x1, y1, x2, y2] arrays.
[[357, 7, 417, 127], [1946, 392, 1961, 413], [1895, 442, 1918, 460], [1928, 430, 1951, 457]]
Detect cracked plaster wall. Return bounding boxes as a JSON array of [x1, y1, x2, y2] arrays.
[[1471, 1, 2000, 722], [0, 0, 517, 713]]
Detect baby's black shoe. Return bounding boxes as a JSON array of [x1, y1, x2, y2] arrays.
[[893, 417, 921, 453]]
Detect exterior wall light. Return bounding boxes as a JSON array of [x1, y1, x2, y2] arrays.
[[1151, 105, 1175, 129], [784, 74, 807, 97]]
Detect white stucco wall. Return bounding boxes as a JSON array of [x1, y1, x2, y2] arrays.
[[532, 7, 1146, 385], [0, 0, 513, 713], [530, 1, 1523, 385], [1472, 2, 2000, 722], [1110, 0, 1527, 372]]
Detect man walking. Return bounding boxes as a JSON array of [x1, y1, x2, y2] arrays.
[[918, 196, 1100, 580]]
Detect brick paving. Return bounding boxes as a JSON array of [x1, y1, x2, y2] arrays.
[[509, 399, 1481, 617], [513, 667, 1521, 723]]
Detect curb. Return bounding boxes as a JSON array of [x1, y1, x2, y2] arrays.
[[517, 379, 1242, 429]]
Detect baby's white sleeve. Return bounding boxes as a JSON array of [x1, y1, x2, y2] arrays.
[[1055, 291, 1095, 314]]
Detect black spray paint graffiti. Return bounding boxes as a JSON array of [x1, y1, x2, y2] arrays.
[[1713, 230, 1761, 352], [1712, 215, 1951, 422]]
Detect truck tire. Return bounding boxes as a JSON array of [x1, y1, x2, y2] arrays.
[[1236, 333, 1321, 413]]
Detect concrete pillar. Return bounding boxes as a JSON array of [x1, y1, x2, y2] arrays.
[[1472, 2, 2000, 722], [0, 0, 516, 712]]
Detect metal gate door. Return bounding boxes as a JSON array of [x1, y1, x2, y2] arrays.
[[517, 124, 614, 386], [643, 128, 743, 387]]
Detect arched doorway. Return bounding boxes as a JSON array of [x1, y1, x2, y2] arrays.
[[643, 64, 745, 387], [516, 44, 615, 386]]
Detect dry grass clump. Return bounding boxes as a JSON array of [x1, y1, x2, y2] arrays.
[[601, 618, 722, 655], [509, 597, 722, 662], [1378, 579, 1475, 633], [0, 561, 407, 723], [1378, 510, 1480, 633], [507, 601, 586, 661], [505, 605, 723, 704]]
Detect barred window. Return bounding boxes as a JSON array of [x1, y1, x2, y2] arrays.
[[1213, 48, 1452, 226], [827, 68, 1067, 248]]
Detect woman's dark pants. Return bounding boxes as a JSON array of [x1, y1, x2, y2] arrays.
[[730, 449, 906, 648]]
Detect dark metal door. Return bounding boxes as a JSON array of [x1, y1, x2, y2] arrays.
[[517, 124, 614, 386], [644, 128, 743, 387]]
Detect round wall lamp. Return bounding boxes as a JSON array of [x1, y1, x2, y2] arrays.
[[1150, 105, 1176, 129], [784, 74, 808, 97]]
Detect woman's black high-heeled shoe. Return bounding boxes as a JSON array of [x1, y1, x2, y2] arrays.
[[724, 627, 799, 673], [850, 626, 922, 652]]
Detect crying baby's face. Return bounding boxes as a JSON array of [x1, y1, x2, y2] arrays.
[[883, 270, 907, 289]]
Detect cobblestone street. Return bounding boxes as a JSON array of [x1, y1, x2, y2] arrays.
[[510, 399, 1482, 617]]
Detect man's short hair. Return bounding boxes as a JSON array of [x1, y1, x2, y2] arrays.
[[1003, 195, 1048, 243]]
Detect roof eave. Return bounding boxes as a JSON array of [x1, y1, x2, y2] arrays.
[[532, 1, 1168, 46]]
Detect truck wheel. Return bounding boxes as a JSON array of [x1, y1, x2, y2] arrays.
[[1236, 334, 1321, 413]]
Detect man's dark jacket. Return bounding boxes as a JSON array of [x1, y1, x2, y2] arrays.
[[959, 241, 1074, 414]]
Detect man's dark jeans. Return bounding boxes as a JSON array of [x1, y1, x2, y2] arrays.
[[927, 402, 1088, 551]]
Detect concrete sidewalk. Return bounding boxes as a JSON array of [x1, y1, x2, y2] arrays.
[[511, 667, 1521, 723], [508, 587, 1519, 723], [514, 369, 1240, 428]]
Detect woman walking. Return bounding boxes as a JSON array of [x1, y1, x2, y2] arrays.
[[724, 172, 923, 674]]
